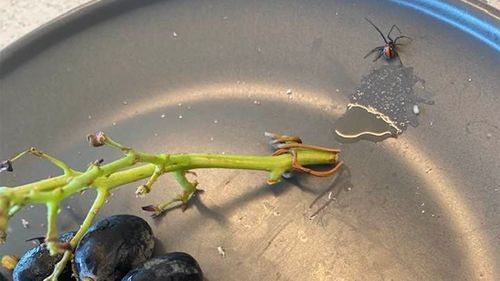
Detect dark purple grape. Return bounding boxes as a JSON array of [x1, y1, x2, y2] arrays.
[[121, 252, 203, 281], [13, 231, 76, 281], [75, 215, 154, 281]]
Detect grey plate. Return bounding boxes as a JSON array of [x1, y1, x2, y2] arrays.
[[1, 0, 499, 280]]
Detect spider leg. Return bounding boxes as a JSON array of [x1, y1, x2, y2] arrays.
[[394, 51, 403, 65], [364, 46, 384, 59], [393, 35, 413, 44], [387, 24, 402, 41], [373, 50, 384, 62], [364, 18, 388, 44]]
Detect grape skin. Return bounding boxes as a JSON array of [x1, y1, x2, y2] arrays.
[[74, 215, 155, 281]]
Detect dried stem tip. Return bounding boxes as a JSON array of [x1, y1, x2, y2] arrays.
[[25, 236, 46, 245], [141, 205, 157, 212], [87, 132, 107, 147]]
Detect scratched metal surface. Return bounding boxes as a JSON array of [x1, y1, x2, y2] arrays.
[[0, 0, 499, 280]]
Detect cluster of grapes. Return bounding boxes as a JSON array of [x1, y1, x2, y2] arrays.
[[12, 215, 203, 281]]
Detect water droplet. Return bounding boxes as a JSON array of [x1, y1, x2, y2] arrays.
[[112, 122, 117, 126], [286, 89, 293, 95], [413, 105, 420, 115], [467, 78, 472, 82], [486, 133, 492, 139], [213, 119, 219, 124], [421, 210, 425, 214], [172, 31, 178, 37], [178, 103, 182, 107], [178, 115, 183, 119], [335, 89, 340, 93], [253, 100, 261, 105], [66, 205, 71, 209], [161, 114, 166, 118]]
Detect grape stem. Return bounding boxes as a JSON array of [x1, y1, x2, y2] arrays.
[[0, 131, 342, 281]]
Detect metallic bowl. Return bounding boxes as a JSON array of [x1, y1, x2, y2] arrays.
[[1, 0, 499, 280]]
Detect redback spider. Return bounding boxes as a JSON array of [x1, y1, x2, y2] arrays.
[[364, 18, 412, 64]]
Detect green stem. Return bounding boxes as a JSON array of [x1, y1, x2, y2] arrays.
[[70, 187, 109, 248], [45, 201, 60, 255], [169, 151, 332, 170], [43, 188, 109, 281], [2, 150, 335, 199], [101, 150, 334, 191], [0, 132, 342, 280], [46, 201, 59, 241]]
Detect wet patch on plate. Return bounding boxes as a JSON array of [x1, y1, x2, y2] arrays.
[[334, 64, 433, 142]]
